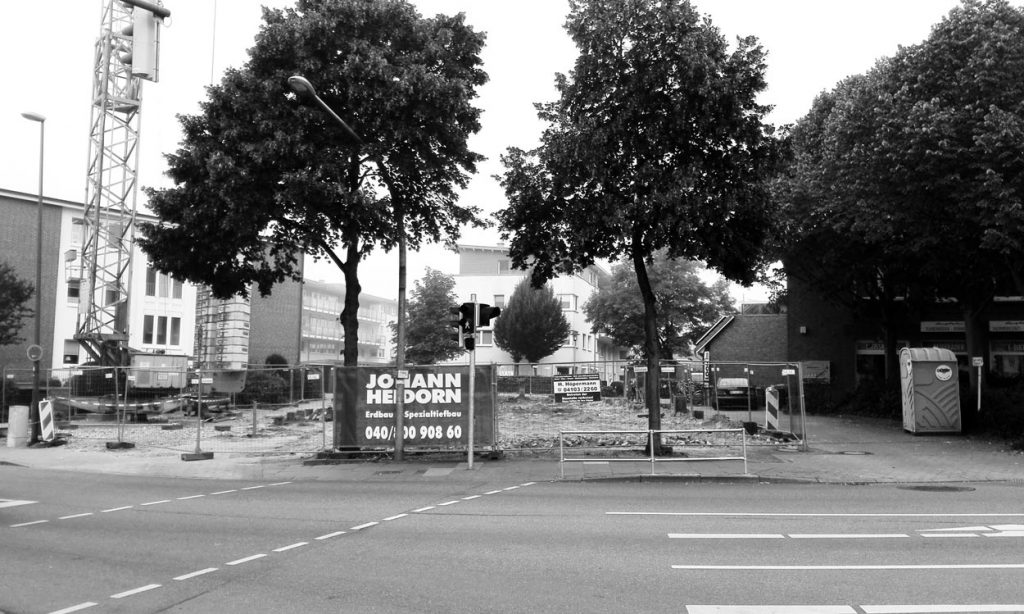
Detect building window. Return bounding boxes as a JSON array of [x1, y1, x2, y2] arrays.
[[156, 316, 168, 345], [145, 268, 157, 296], [498, 259, 511, 274], [557, 294, 577, 310], [67, 279, 80, 304], [143, 315, 154, 344], [477, 330, 494, 346], [494, 294, 505, 308], [172, 278, 183, 299], [170, 317, 181, 346], [71, 218, 84, 247]]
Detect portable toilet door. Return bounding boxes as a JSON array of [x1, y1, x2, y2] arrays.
[[898, 347, 962, 433]]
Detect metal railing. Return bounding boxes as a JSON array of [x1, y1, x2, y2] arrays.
[[558, 428, 748, 478]]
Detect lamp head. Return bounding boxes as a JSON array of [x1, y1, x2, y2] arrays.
[[287, 75, 316, 98], [21, 111, 46, 123]]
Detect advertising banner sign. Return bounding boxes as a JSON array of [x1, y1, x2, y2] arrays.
[[334, 365, 494, 449], [553, 373, 601, 402]]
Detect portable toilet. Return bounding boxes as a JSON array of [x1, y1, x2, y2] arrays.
[[899, 347, 961, 433]]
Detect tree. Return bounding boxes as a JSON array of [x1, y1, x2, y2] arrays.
[[392, 267, 463, 364], [775, 0, 1024, 390], [137, 0, 488, 367], [584, 255, 735, 359], [0, 261, 34, 347], [493, 276, 571, 368], [497, 0, 781, 447]]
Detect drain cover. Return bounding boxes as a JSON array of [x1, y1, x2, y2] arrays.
[[898, 485, 976, 492]]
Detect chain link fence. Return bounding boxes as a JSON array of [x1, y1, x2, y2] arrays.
[[3, 358, 806, 457]]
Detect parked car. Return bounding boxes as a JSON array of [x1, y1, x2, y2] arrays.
[[715, 377, 755, 410]]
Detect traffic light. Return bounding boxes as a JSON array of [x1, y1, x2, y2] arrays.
[[459, 302, 476, 350], [448, 306, 464, 347], [119, 2, 170, 82], [477, 304, 501, 328]]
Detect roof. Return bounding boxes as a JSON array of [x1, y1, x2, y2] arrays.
[[694, 315, 735, 355]]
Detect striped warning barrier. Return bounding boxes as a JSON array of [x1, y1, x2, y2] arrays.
[[764, 387, 780, 431], [39, 399, 54, 441]]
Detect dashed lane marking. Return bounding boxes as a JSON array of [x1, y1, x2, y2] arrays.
[[59, 513, 94, 520], [101, 506, 133, 513], [173, 568, 218, 581], [437, 500, 460, 506], [226, 554, 266, 566], [383, 513, 408, 521], [274, 542, 309, 552], [141, 500, 172, 506], [315, 531, 346, 540], [110, 584, 161, 599], [351, 521, 379, 531], [11, 519, 48, 528], [49, 602, 98, 613], [210, 489, 237, 495], [413, 506, 435, 512]]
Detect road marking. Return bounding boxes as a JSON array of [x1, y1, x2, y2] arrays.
[[413, 506, 435, 512], [503, 485, 520, 491], [210, 489, 237, 495], [921, 533, 978, 538], [49, 602, 98, 613], [0, 498, 36, 509], [671, 534, 786, 539], [669, 534, 909, 540], [11, 519, 48, 527], [687, 607, 854, 614], [351, 522, 378, 530], [101, 506, 133, 513], [226, 554, 266, 566], [789, 534, 909, 539], [521, 482, 537, 486], [613, 512, 1024, 518], [141, 499, 171, 506], [59, 513, 94, 520], [315, 531, 346, 540], [274, 542, 309, 551], [438, 500, 460, 506], [111, 584, 161, 598], [268, 481, 292, 486], [383, 513, 408, 521], [673, 564, 1024, 570], [177, 494, 205, 500], [462, 495, 481, 501], [485, 490, 503, 495], [173, 568, 218, 581], [242, 485, 266, 490], [862, 606, 1024, 613]]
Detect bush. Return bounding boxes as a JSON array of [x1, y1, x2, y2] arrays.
[[835, 380, 901, 420], [601, 381, 624, 397], [237, 370, 289, 405], [977, 379, 1024, 440]]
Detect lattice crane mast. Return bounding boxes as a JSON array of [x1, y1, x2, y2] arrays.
[[76, 0, 170, 366]]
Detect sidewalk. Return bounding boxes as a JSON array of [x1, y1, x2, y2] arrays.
[[2, 414, 1022, 485]]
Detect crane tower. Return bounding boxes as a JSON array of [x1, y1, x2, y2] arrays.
[[76, 0, 170, 366]]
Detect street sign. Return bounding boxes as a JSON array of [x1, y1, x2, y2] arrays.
[[26, 344, 43, 361], [972, 356, 984, 367], [782, 368, 796, 376]]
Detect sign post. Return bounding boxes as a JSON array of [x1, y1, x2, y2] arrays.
[[972, 356, 984, 412]]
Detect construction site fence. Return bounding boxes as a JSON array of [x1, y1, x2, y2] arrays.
[[2, 359, 807, 456], [558, 428, 748, 478]]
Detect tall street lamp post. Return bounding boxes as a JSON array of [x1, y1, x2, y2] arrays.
[[288, 75, 408, 461], [21, 111, 46, 444]]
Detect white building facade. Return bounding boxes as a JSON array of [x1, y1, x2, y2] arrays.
[[449, 244, 625, 382]]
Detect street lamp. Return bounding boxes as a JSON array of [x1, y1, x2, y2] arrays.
[[21, 111, 45, 444], [288, 75, 408, 461]]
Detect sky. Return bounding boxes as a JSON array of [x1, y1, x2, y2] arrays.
[[0, 0, 993, 304]]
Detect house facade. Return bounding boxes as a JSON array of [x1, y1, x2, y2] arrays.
[[448, 244, 625, 382]]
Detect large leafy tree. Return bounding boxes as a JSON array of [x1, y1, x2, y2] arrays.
[[138, 0, 488, 366], [497, 0, 781, 445], [776, 0, 1024, 389], [392, 267, 462, 364], [0, 261, 34, 347], [584, 255, 735, 359], [493, 276, 571, 367]]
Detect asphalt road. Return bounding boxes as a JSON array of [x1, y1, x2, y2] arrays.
[[3, 467, 1023, 613]]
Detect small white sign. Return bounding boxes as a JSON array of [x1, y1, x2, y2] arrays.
[[972, 356, 984, 367], [633, 366, 648, 373], [782, 368, 796, 376], [307, 373, 321, 380]]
